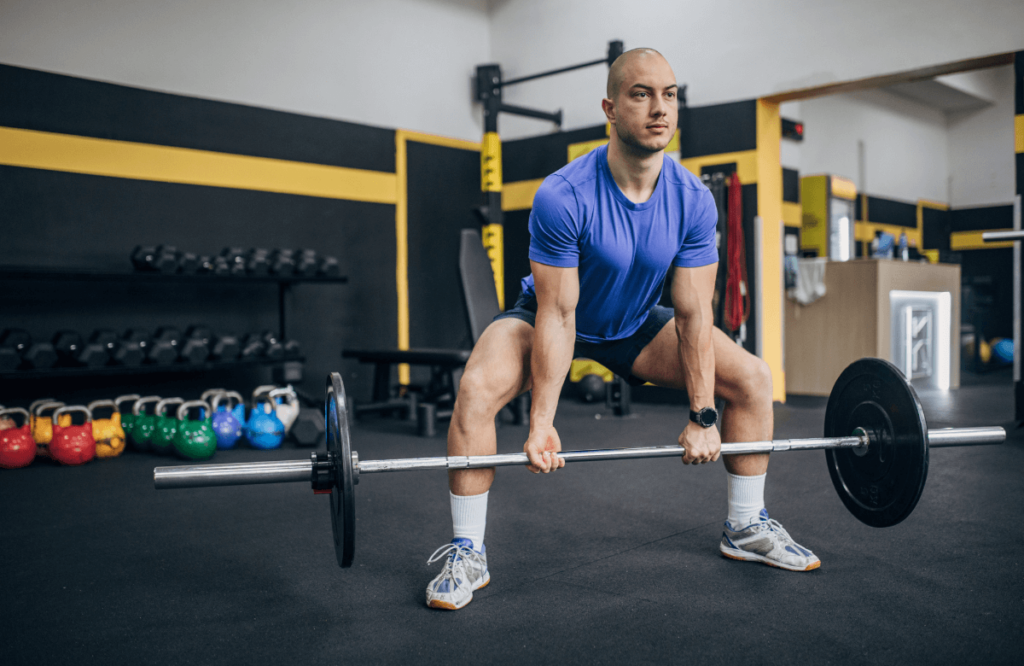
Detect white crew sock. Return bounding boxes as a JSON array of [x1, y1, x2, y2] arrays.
[[726, 472, 766, 527], [451, 491, 488, 551]]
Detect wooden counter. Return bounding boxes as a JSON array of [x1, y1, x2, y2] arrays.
[[784, 259, 960, 396]]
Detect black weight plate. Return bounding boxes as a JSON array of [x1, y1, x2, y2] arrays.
[[824, 358, 928, 528], [327, 372, 355, 568]]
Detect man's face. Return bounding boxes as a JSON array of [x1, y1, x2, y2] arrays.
[[608, 55, 678, 154]]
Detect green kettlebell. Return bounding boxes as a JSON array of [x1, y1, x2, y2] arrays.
[[115, 394, 141, 445], [173, 400, 216, 460], [151, 397, 184, 455], [130, 396, 162, 452]]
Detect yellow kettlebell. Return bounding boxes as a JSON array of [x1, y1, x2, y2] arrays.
[[88, 399, 125, 458], [28, 398, 57, 435], [32, 401, 69, 452]]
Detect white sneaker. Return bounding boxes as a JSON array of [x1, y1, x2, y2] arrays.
[[425, 538, 490, 610], [720, 509, 820, 572]]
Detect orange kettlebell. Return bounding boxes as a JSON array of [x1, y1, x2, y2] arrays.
[[32, 400, 68, 457], [50, 405, 96, 465], [88, 399, 126, 458], [0, 408, 36, 469]]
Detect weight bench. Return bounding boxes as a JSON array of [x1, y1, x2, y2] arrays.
[[343, 229, 528, 436]]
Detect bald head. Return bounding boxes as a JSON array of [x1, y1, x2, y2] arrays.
[[606, 48, 669, 99]]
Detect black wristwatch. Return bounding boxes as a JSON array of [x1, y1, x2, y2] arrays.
[[689, 407, 718, 428]]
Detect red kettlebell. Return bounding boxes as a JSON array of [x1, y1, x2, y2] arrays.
[[0, 408, 36, 469], [49, 405, 96, 466]]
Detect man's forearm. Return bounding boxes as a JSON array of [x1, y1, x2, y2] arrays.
[[530, 308, 576, 428], [675, 312, 715, 409]]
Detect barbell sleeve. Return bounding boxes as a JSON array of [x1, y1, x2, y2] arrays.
[[982, 230, 1024, 242], [154, 426, 1004, 490]]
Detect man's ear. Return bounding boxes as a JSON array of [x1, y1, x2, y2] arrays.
[[602, 98, 615, 123]]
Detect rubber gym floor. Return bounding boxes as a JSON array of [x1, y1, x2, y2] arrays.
[[2, 370, 1021, 666]]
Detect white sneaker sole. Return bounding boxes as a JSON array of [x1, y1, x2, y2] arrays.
[[426, 571, 491, 610], [720, 544, 820, 572]]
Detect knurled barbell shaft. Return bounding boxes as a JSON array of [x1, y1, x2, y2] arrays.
[[153, 426, 1005, 490]]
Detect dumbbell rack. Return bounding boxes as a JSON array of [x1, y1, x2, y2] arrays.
[[0, 266, 347, 379]]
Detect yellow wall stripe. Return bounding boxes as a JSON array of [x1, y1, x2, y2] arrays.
[[755, 100, 785, 402], [0, 126, 397, 204], [951, 228, 1015, 250], [679, 150, 758, 185], [782, 201, 802, 228], [1016, 115, 1024, 154], [502, 178, 545, 211]]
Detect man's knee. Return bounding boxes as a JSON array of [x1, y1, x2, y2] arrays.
[[732, 356, 773, 408], [456, 365, 513, 419]]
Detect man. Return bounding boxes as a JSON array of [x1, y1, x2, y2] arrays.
[[426, 48, 818, 611]]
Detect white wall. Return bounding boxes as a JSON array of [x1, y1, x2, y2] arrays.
[[0, 0, 491, 141], [780, 65, 1016, 208], [488, 0, 1024, 140], [781, 91, 951, 204], [947, 65, 1017, 207]]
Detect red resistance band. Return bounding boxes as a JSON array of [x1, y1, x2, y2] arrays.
[[723, 172, 750, 334]]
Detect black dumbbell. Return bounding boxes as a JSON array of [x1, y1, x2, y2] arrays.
[[240, 334, 266, 359], [260, 331, 285, 360], [0, 328, 28, 371], [180, 326, 211, 364], [294, 250, 318, 277], [93, 329, 144, 367], [149, 327, 181, 365], [246, 248, 270, 275], [1, 329, 57, 370], [283, 339, 302, 359], [131, 245, 178, 273], [210, 334, 240, 361], [177, 251, 199, 274], [269, 249, 296, 276], [196, 255, 216, 274], [291, 407, 325, 447], [318, 256, 340, 277], [220, 248, 247, 276]]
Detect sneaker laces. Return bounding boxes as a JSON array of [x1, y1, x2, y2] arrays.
[[427, 543, 476, 589], [752, 517, 796, 545]]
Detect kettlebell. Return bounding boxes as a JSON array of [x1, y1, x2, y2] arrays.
[[200, 389, 226, 419], [151, 398, 184, 455], [210, 391, 244, 450], [50, 405, 96, 465], [115, 394, 141, 445], [88, 399, 126, 459], [269, 386, 300, 435], [130, 396, 163, 452], [0, 408, 36, 469], [32, 401, 68, 456], [173, 400, 217, 460], [28, 398, 57, 432], [0, 404, 15, 431], [246, 395, 285, 449]]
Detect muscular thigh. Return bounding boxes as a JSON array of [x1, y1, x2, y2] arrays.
[[629, 319, 761, 404], [460, 317, 535, 404]]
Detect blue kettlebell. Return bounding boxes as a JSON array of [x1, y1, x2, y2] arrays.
[[246, 395, 284, 449], [199, 389, 227, 420], [211, 391, 244, 450]]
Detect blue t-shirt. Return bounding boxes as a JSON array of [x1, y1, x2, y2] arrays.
[[521, 144, 719, 343]]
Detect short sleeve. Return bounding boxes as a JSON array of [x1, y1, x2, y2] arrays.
[[528, 175, 582, 268], [673, 186, 719, 268]]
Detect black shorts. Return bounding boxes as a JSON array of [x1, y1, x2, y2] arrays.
[[493, 291, 674, 387]]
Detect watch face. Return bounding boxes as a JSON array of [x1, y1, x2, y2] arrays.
[[699, 408, 717, 427]]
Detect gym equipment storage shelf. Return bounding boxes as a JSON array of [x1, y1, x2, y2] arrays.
[[0, 266, 347, 379], [0, 356, 306, 380]]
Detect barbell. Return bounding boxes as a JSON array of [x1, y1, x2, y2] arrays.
[[154, 358, 1006, 568]]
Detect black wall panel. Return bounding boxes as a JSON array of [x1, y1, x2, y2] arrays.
[[406, 141, 482, 352], [782, 168, 800, 203], [950, 204, 1013, 232], [866, 195, 917, 228], [0, 64, 395, 171], [0, 166, 395, 399], [502, 125, 607, 183], [678, 100, 756, 158], [503, 209, 533, 308], [922, 207, 951, 251]]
